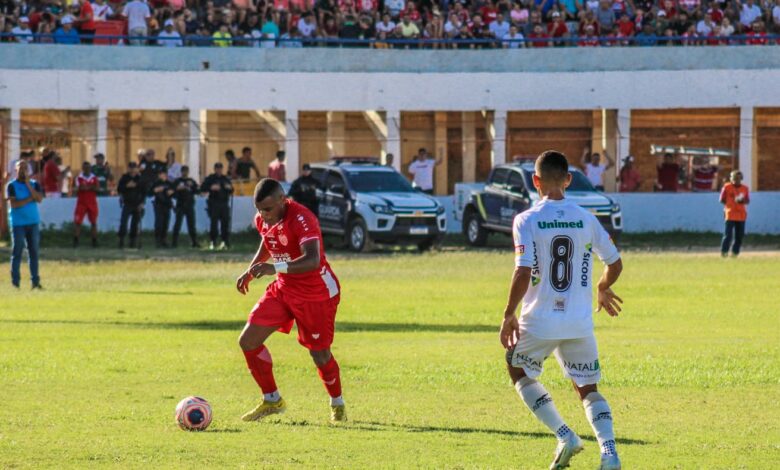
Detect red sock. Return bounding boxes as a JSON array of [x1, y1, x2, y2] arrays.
[[316, 356, 342, 398], [242, 345, 278, 395]]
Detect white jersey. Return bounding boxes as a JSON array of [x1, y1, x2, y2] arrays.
[[513, 198, 620, 340]]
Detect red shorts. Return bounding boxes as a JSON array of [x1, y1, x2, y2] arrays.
[[248, 281, 340, 350], [74, 200, 99, 225]]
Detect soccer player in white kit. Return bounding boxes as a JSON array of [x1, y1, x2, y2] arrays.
[[500, 151, 624, 470]]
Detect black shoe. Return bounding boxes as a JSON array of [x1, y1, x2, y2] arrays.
[[32, 283, 43, 290], [12, 282, 20, 289]]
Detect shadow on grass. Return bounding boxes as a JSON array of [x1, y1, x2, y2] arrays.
[[0, 319, 495, 333]]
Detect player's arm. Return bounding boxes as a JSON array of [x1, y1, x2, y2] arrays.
[[249, 239, 321, 278], [500, 266, 531, 349], [236, 240, 271, 295], [596, 258, 623, 317]]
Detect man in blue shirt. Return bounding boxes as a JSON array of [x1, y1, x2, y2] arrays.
[[54, 17, 80, 45], [5, 160, 44, 289]]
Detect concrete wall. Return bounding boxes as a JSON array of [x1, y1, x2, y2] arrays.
[[34, 192, 780, 235]]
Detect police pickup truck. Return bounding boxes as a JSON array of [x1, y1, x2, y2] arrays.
[[309, 158, 447, 252], [461, 162, 623, 246]]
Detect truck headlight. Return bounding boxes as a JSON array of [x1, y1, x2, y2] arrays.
[[611, 204, 621, 213], [369, 203, 393, 215], [436, 205, 446, 215]]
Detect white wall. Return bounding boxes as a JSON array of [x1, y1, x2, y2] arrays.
[[35, 192, 780, 235]]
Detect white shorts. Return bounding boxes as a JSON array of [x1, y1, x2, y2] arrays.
[[507, 331, 601, 386]]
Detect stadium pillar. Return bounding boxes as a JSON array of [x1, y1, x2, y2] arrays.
[[616, 108, 631, 178], [491, 109, 507, 167], [187, 109, 202, 181], [96, 108, 108, 158], [462, 112, 477, 183], [386, 110, 401, 171], [739, 107, 757, 189], [285, 110, 300, 180], [9, 107, 20, 164], [326, 112, 346, 157], [434, 112, 448, 195]]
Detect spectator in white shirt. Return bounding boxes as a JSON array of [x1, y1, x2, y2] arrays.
[[580, 147, 614, 191], [376, 14, 396, 35], [93, 0, 115, 21], [737, 0, 763, 27], [297, 12, 317, 43], [489, 12, 510, 39], [444, 12, 462, 38], [12, 17, 33, 43], [407, 148, 443, 195], [696, 12, 715, 35], [503, 25, 524, 48], [772, 0, 780, 29], [123, 0, 151, 45], [158, 19, 183, 46], [166, 148, 182, 179]]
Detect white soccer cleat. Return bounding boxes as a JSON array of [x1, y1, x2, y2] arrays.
[[598, 454, 621, 470], [549, 432, 584, 469]]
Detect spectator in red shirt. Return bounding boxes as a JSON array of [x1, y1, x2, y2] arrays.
[[546, 11, 568, 44], [655, 153, 681, 192], [619, 156, 642, 192], [75, 0, 97, 43], [268, 151, 287, 182], [479, 0, 498, 25], [579, 23, 600, 46], [746, 20, 768, 44], [578, 9, 600, 36], [617, 13, 635, 37], [691, 156, 719, 191], [528, 23, 551, 47], [399, 1, 421, 23], [43, 154, 66, 198], [707, 4, 724, 23]]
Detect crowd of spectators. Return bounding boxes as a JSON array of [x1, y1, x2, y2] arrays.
[[1, 0, 779, 47]]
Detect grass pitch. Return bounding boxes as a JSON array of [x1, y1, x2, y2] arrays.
[[0, 247, 779, 469]]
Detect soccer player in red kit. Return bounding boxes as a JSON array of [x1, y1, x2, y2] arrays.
[[236, 178, 345, 422], [73, 161, 100, 247]]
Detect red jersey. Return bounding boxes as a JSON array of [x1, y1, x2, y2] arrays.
[[43, 159, 61, 194], [75, 173, 98, 205], [255, 200, 339, 302], [692, 166, 717, 191]]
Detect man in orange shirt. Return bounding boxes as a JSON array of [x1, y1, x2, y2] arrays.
[[719, 170, 749, 257]]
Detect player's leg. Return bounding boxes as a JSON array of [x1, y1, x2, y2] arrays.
[[220, 206, 231, 248], [240, 289, 295, 421], [129, 209, 141, 248], [88, 206, 98, 247], [73, 204, 84, 247], [732, 221, 745, 256], [557, 336, 620, 470], [186, 206, 198, 247], [160, 207, 171, 247], [294, 295, 345, 421], [208, 206, 218, 249], [172, 208, 182, 247], [118, 205, 130, 248], [507, 338, 583, 469], [721, 220, 734, 257]]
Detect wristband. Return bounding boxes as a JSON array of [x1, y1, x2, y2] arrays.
[[273, 262, 289, 274]]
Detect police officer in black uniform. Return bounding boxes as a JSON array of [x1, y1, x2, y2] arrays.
[[149, 169, 175, 248], [117, 162, 146, 248], [289, 163, 321, 216], [200, 162, 233, 250], [172, 165, 200, 248]]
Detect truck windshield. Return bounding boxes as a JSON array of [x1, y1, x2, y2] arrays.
[[523, 170, 596, 192], [346, 171, 416, 193]]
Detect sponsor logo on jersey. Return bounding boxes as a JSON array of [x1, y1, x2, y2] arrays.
[[581, 248, 591, 287], [593, 411, 612, 423], [554, 297, 565, 312], [564, 359, 600, 372], [531, 242, 541, 286], [537, 220, 585, 230], [515, 244, 525, 255], [514, 353, 543, 370], [278, 233, 288, 246]]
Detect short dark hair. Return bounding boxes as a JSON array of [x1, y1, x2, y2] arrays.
[[276, 150, 286, 159], [535, 150, 569, 183], [214, 162, 224, 169], [254, 178, 284, 202], [302, 163, 311, 170], [181, 165, 189, 172], [242, 146, 251, 154], [225, 149, 235, 158]]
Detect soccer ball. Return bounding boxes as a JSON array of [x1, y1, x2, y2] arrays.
[[175, 396, 212, 431]]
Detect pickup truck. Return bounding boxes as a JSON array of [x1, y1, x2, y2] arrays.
[[461, 162, 623, 246]]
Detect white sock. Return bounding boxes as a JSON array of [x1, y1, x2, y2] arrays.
[[583, 392, 617, 456], [330, 396, 345, 406], [515, 377, 570, 442], [264, 391, 281, 403]]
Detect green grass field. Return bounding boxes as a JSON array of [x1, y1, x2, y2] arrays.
[[1, 248, 779, 469]]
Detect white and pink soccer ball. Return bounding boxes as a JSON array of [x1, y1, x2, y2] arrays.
[[175, 396, 212, 431]]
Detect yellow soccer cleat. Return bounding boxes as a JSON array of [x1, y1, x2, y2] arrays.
[[330, 404, 347, 423], [241, 398, 287, 422]]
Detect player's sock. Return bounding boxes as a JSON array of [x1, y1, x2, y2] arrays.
[[316, 356, 342, 400], [515, 377, 570, 441], [242, 345, 279, 401], [330, 396, 345, 406], [583, 391, 617, 456]]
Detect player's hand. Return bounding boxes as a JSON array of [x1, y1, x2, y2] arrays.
[[236, 271, 253, 295], [597, 288, 623, 317], [249, 263, 276, 278], [499, 315, 520, 350]]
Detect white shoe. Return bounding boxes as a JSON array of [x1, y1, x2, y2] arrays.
[[208, 242, 216, 251], [598, 454, 621, 470], [549, 432, 584, 469]]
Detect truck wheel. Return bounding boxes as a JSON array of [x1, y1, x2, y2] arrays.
[[347, 218, 370, 252], [463, 209, 488, 247]]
